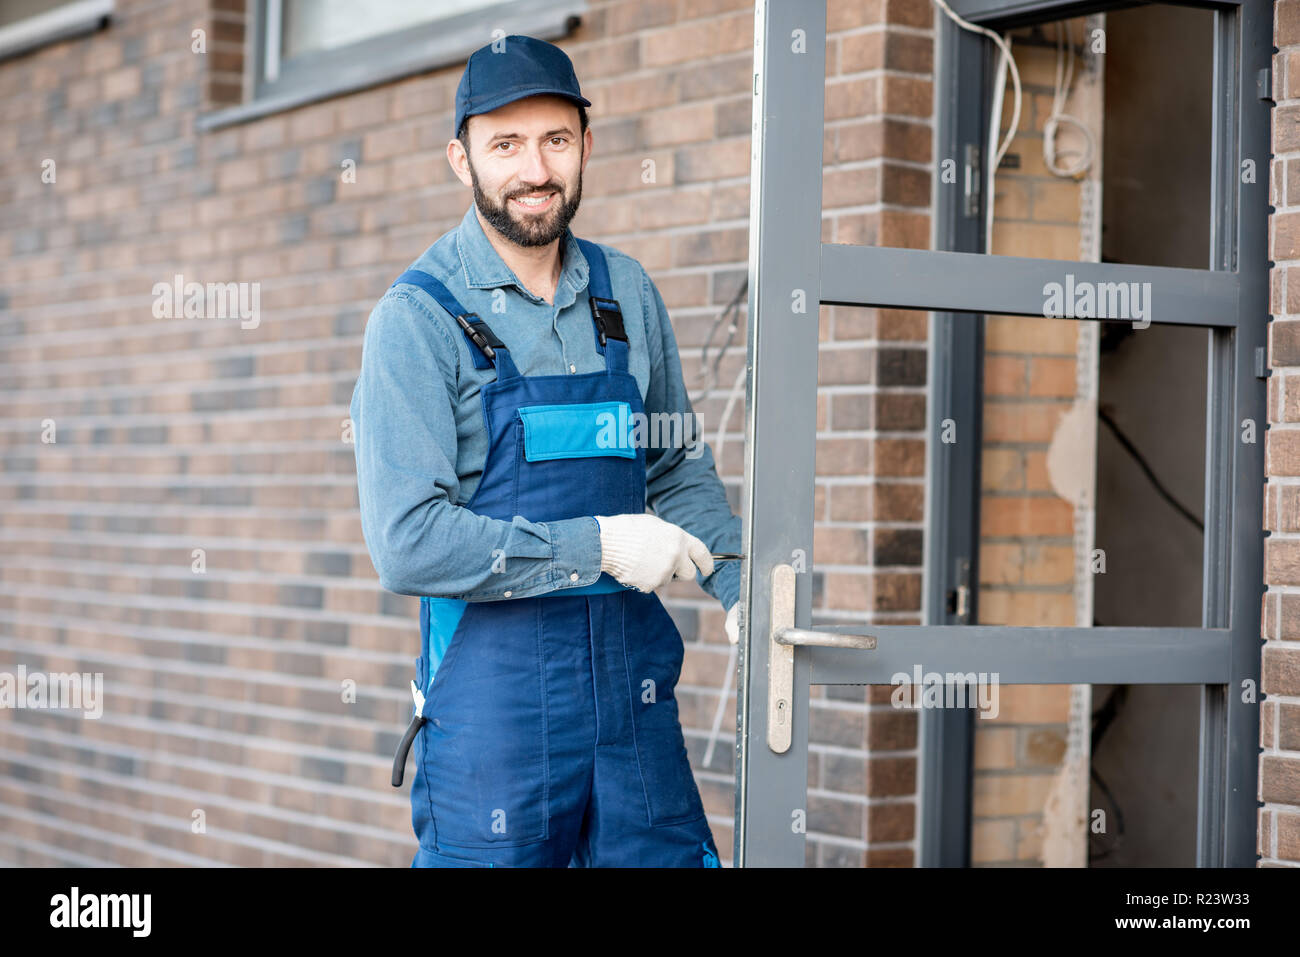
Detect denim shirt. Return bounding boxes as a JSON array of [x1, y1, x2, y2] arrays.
[[349, 204, 742, 611]]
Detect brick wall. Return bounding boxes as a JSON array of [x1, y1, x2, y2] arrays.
[[1262, 0, 1300, 868], [808, 0, 934, 867], [0, 0, 936, 867]]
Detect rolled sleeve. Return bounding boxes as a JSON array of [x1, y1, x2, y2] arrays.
[[544, 515, 604, 589]]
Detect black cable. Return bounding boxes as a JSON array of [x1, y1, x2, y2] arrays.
[[689, 277, 748, 404], [1097, 406, 1204, 533]]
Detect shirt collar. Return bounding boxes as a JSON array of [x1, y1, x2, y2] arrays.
[[454, 203, 588, 305]]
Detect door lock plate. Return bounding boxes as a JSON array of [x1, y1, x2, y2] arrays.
[[767, 563, 877, 753], [768, 564, 796, 754]]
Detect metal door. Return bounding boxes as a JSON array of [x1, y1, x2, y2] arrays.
[[736, 0, 1269, 867]]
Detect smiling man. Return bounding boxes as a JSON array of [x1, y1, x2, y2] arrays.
[[348, 35, 741, 868]]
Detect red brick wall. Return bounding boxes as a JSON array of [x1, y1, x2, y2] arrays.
[[1263, 0, 1300, 868], [805, 0, 935, 867], [0, 0, 935, 867]]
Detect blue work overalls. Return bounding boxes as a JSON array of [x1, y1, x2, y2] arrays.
[[388, 239, 721, 868]]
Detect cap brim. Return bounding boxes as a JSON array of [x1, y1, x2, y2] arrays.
[[465, 87, 592, 124]]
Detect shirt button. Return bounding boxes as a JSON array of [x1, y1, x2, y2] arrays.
[[569, 572, 579, 582], [569, 363, 576, 373], [503, 590, 512, 598]]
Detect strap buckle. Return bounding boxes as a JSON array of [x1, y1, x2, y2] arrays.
[[453, 312, 503, 361], [589, 296, 627, 346]]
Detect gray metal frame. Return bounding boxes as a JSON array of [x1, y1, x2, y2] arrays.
[[738, 0, 1268, 867], [918, 15, 997, 868]]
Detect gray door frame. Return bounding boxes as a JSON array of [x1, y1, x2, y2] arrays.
[[917, 15, 995, 868], [736, 0, 1269, 867]]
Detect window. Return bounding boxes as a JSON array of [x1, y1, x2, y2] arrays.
[[198, 0, 587, 130], [278, 1, 494, 60], [0, 0, 112, 62]]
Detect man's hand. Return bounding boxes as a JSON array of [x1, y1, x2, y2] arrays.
[[725, 602, 740, 644], [595, 513, 714, 593]]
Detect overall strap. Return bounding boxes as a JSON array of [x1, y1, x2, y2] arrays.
[[390, 269, 520, 379], [575, 238, 629, 375]]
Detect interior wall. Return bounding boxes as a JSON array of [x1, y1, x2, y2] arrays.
[[1091, 1, 1213, 867], [974, 14, 1101, 867]]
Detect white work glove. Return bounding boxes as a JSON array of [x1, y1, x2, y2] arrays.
[[725, 603, 740, 645], [595, 513, 714, 593]]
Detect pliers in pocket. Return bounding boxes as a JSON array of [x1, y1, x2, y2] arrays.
[[391, 680, 426, 788]]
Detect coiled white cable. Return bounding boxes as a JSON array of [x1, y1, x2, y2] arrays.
[[1043, 20, 1096, 178]]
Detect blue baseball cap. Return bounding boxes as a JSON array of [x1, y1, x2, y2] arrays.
[[454, 35, 591, 141]]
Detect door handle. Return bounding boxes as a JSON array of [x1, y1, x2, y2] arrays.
[[768, 563, 876, 753]]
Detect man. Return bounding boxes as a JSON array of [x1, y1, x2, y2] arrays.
[[349, 35, 741, 868]]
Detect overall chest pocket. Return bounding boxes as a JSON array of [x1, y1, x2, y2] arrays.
[[513, 400, 642, 520], [516, 401, 637, 461]]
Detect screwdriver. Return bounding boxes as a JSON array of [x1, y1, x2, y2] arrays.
[[710, 553, 744, 562]]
